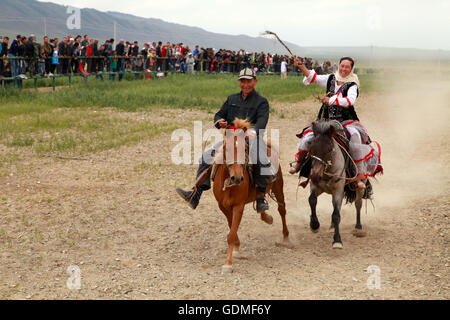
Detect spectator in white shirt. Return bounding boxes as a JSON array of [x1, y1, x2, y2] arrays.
[[280, 58, 287, 79]]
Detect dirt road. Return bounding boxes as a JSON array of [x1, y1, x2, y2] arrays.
[[0, 76, 448, 299]]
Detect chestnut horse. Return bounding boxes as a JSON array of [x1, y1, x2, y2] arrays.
[[212, 119, 292, 274]]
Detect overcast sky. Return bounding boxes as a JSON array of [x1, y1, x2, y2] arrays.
[[38, 0, 449, 50]]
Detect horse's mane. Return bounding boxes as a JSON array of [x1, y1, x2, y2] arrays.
[[233, 118, 252, 131], [312, 120, 343, 137]]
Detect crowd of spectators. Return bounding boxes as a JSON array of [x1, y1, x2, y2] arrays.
[[0, 33, 336, 86]]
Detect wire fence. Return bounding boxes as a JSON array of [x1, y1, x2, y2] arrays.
[[0, 55, 307, 90]]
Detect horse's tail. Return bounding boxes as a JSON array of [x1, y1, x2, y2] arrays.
[[344, 184, 356, 204]]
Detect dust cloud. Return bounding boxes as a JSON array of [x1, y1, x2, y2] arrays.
[[367, 72, 450, 208]]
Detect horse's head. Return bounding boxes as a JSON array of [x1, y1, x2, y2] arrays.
[[310, 121, 335, 184], [221, 118, 252, 187]]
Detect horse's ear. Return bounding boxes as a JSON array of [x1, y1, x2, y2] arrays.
[[325, 124, 335, 137], [312, 121, 319, 136]]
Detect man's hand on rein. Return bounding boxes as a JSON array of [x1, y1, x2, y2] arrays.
[[218, 119, 228, 128]]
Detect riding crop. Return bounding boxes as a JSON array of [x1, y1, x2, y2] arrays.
[[260, 30, 296, 58]]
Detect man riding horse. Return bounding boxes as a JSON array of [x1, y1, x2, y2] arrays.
[[289, 57, 383, 188], [176, 68, 272, 213]]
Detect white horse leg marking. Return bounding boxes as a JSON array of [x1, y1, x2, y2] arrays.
[[222, 265, 233, 274]]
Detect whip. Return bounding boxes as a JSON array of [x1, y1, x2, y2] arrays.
[[260, 30, 296, 58]]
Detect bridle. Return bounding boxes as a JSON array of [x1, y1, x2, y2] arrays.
[[310, 142, 358, 183], [222, 141, 249, 174], [310, 155, 332, 171], [221, 127, 250, 190]]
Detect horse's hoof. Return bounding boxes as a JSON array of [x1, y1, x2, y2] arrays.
[[275, 240, 295, 249], [310, 222, 320, 232], [352, 229, 367, 237], [261, 213, 273, 225], [332, 242, 343, 249], [222, 265, 233, 274]]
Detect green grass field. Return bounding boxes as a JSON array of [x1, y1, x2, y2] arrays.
[[0, 73, 380, 157]]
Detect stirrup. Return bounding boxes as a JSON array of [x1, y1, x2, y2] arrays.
[[256, 197, 269, 213]]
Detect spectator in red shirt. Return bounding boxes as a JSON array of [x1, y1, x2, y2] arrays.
[[161, 41, 170, 71], [86, 39, 93, 73]]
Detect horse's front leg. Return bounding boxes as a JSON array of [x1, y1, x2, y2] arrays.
[[331, 191, 344, 249], [309, 186, 321, 232], [222, 203, 245, 274]]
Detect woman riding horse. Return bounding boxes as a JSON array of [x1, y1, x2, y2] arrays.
[[289, 57, 383, 188]]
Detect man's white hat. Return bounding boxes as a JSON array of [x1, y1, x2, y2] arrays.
[[238, 68, 256, 80]]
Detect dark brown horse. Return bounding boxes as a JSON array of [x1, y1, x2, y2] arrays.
[[213, 119, 292, 273], [308, 121, 367, 249]]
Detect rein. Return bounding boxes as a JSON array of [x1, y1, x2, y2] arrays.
[[310, 155, 331, 169], [311, 142, 358, 183]]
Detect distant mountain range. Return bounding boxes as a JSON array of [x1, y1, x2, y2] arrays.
[[1, 0, 449, 61]]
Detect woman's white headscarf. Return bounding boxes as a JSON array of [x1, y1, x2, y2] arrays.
[[334, 60, 360, 87]]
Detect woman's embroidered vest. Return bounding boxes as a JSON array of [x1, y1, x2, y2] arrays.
[[317, 74, 360, 122]]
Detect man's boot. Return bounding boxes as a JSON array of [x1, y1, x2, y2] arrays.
[[255, 191, 269, 213], [176, 187, 203, 209]]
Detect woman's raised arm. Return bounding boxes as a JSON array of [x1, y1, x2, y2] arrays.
[[294, 58, 310, 77]]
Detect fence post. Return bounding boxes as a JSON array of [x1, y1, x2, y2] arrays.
[[69, 75, 72, 88], [34, 77, 38, 90], [52, 76, 55, 91]]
